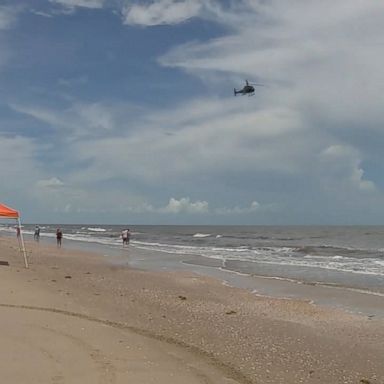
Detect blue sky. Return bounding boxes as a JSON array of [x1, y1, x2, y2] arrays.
[[1, 0, 384, 225]]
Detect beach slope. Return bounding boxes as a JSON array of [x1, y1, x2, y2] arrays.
[[0, 237, 383, 384]]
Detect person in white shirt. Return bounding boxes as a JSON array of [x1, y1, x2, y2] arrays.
[[121, 228, 130, 246]]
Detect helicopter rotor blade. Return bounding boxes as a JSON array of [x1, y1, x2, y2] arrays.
[[244, 80, 264, 86]]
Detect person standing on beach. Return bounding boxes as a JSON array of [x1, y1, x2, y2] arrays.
[[56, 228, 63, 248], [121, 228, 130, 246], [34, 225, 40, 241], [16, 226, 20, 238]]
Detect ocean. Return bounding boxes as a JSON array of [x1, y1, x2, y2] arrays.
[[1, 224, 384, 296]]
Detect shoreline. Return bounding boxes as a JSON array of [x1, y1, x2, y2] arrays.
[[3, 225, 384, 294], [1, 236, 384, 383], [6, 230, 384, 318], [69, 235, 384, 318]]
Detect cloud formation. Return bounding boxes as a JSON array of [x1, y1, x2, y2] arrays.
[[122, 0, 203, 26], [215, 201, 260, 215], [160, 197, 209, 214], [0, 5, 19, 30], [319, 145, 375, 193], [36, 177, 65, 189], [49, 0, 105, 9], [2, 0, 384, 223], [158, 1, 384, 203]]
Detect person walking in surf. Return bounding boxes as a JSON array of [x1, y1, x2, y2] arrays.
[[121, 228, 130, 246], [56, 228, 63, 248]]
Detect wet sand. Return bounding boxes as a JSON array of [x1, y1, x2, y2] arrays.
[[1, 236, 383, 384]]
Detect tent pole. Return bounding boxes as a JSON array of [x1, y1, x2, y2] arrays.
[[17, 218, 28, 268]]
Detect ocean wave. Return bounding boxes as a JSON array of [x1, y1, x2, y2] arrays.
[[87, 227, 107, 232], [132, 240, 384, 276], [2, 224, 384, 278]]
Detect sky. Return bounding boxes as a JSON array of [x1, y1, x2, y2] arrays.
[[1, 0, 384, 225]]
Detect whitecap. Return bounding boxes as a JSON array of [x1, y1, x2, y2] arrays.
[[87, 227, 107, 232]]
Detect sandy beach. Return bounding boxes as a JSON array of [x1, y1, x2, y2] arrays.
[[0, 236, 383, 384]]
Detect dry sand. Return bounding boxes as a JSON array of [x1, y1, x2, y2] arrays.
[[0, 236, 383, 384]]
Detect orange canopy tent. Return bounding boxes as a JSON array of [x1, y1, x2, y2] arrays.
[[0, 203, 28, 268], [0, 203, 19, 218]]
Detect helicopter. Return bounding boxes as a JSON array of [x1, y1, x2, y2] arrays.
[[234, 80, 263, 96]]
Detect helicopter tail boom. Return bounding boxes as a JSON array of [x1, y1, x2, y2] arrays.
[[234, 88, 242, 96]]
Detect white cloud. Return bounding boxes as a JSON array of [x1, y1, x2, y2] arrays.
[[215, 201, 260, 215], [36, 177, 65, 189], [32, 177, 90, 215], [9, 102, 122, 137], [49, 0, 105, 9], [9, 104, 66, 130], [0, 135, 45, 205], [6, 91, 310, 222], [74, 103, 115, 131], [30, 9, 54, 18], [0, 6, 19, 30], [160, 197, 209, 214], [61, 96, 311, 193], [122, 0, 202, 26], [319, 145, 376, 193]]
